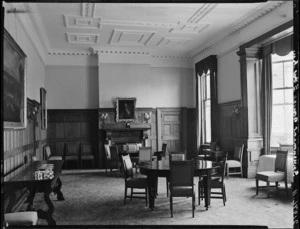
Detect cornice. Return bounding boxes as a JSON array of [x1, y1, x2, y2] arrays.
[[191, 1, 286, 58], [8, 2, 47, 64]]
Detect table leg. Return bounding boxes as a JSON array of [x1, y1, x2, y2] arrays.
[[38, 187, 56, 225], [26, 188, 37, 211], [53, 177, 64, 201], [203, 170, 211, 210], [147, 172, 157, 211]]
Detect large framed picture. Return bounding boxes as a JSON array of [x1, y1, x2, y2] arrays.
[[3, 29, 27, 129], [40, 87, 47, 129], [116, 97, 136, 122]]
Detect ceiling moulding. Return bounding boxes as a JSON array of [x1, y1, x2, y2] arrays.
[[191, 1, 286, 58], [100, 19, 175, 29], [82, 3, 95, 17], [170, 23, 210, 34], [47, 50, 95, 56], [109, 29, 156, 46], [66, 33, 100, 44], [156, 37, 191, 47], [7, 2, 47, 64], [26, 3, 52, 54], [187, 3, 217, 24], [64, 14, 101, 29]]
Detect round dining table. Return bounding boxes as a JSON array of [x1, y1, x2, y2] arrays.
[[138, 159, 220, 211]]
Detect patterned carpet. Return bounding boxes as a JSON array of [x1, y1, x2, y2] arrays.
[[29, 169, 293, 228]]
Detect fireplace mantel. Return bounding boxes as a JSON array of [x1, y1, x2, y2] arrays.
[[101, 125, 151, 146]]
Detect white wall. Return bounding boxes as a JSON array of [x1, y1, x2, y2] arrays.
[[99, 64, 194, 108], [4, 8, 45, 103], [45, 66, 99, 109], [193, 1, 293, 104]]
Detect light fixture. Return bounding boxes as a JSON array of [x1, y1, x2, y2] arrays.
[[232, 105, 240, 118], [100, 113, 108, 126], [144, 112, 152, 123]]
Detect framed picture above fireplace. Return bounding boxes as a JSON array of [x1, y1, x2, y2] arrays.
[[116, 97, 136, 122]]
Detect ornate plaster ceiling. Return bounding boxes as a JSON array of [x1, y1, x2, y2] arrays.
[[6, 2, 290, 59]]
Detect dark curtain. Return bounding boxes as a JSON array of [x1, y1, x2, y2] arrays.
[[260, 34, 293, 155], [195, 55, 218, 152]]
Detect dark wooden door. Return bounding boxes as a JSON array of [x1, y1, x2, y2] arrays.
[[157, 108, 184, 155]]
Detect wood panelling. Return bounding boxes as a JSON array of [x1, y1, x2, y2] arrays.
[[47, 109, 98, 168], [3, 99, 46, 180]]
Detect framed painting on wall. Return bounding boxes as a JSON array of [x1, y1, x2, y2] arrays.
[[40, 88, 47, 129], [116, 97, 136, 122], [3, 29, 27, 129]]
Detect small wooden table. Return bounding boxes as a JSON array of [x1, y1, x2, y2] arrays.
[[4, 160, 64, 225], [139, 159, 220, 211]]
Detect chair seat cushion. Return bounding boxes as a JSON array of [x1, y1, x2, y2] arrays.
[[226, 160, 241, 167], [256, 171, 285, 182], [4, 211, 38, 226], [81, 155, 94, 160], [49, 156, 62, 160], [127, 178, 148, 188], [65, 156, 78, 160], [171, 186, 194, 197]]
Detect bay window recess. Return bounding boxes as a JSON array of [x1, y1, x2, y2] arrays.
[[195, 55, 218, 148]]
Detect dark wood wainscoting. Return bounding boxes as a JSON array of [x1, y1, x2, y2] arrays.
[[47, 109, 98, 168], [218, 100, 250, 176]]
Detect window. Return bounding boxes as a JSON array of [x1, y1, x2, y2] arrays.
[[270, 52, 293, 148], [199, 70, 211, 143]]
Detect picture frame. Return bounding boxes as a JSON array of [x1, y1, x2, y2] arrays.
[[40, 87, 47, 129], [3, 29, 27, 129], [116, 97, 136, 122]]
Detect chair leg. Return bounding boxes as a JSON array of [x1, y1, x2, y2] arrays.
[[285, 180, 288, 197], [170, 196, 173, 218], [227, 164, 229, 179], [124, 187, 127, 204], [198, 183, 200, 205], [222, 187, 226, 206], [145, 188, 148, 206], [192, 195, 195, 218], [240, 166, 243, 178], [224, 185, 227, 202], [166, 177, 170, 198], [131, 188, 133, 200], [256, 179, 259, 195], [267, 181, 270, 199]]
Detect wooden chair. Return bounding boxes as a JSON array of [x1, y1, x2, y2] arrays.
[[153, 143, 167, 160], [121, 155, 148, 205], [226, 144, 244, 179], [80, 143, 94, 169], [256, 150, 289, 198], [166, 151, 186, 197], [198, 154, 228, 206], [105, 145, 120, 175], [4, 212, 38, 227], [169, 159, 195, 218], [64, 143, 80, 169], [44, 145, 62, 160]]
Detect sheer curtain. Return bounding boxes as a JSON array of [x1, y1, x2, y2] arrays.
[[260, 35, 293, 155]]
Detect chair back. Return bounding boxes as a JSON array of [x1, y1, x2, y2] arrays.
[[138, 147, 152, 163], [65, 143, 79, 157], [220, 154, 228, 183], [110, 146, 119, 161], [44, 145, 51, 159], [81, 143, 92, 156], [233, 144, 244, 162], [210, 142, 217, 151], [170, 160, 194, 187], [275, 150, 288, 173], [162, 143, 167, 154], [125, 143, 141, 153], [104, 144, 111, 159], [122, 155, 134, 179]]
